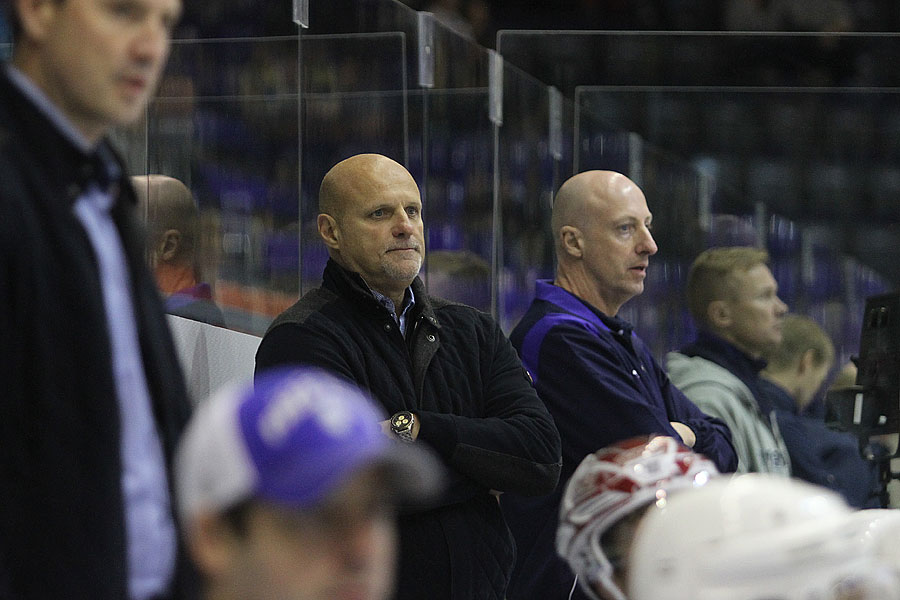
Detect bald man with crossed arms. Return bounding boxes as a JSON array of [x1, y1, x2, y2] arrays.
[[255, 153, 562, 600], [502, 170, 736, 600]]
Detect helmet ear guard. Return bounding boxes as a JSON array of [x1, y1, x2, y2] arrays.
[[556, 435, 720, 600], [627, 474, 900, 600]]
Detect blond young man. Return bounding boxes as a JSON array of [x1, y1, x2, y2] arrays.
[[667, 246, 791, 475]]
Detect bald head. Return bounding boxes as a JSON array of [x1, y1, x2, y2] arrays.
[[552, 171, 645, 255], [551, 170, 656, 315], [133, 174, 196, 231], [316, 154, 425, 306], [132, 174, 198, 268], [319, 154, 418, 223]]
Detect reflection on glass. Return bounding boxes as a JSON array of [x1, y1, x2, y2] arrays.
[[118, 17, 896, 365]]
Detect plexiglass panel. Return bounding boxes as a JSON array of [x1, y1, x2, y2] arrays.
[[116, 11, 899, 366], [497, 30, 898, 359]]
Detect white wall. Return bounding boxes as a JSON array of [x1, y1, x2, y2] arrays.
[[166, 315, 261, 405]]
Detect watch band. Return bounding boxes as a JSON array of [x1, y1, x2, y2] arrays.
[[390, 411, 415, 443]]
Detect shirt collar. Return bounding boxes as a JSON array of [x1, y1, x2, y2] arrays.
[[370, 285, 415, 320]]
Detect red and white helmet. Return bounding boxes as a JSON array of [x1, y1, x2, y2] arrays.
[[628, 474, 900, 600], [556, 435, 720, 600]]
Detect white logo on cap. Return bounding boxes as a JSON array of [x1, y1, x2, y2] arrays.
[[258, 381, 351, 445]]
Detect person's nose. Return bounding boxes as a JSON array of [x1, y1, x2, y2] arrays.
[[775, 295, 788, 316], [392, 211, 415, 237], [637, 226, 658, 256], [132, 18, 170, 67]]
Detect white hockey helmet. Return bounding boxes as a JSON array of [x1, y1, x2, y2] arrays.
[[852, 508, 900, 574], [556, 435, 720, 600], [628, 474, 900, 600]]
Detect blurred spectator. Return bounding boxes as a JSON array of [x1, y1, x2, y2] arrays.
[[176, 367, 443, 600], [577, 0, 663, 29], [724, 0, 854, 31], [465, 0, 494, 47], [426, 0, 476, 40], [724, 0, 857, 85], [0, 0, 192, 598], [759, 314, 880, 507], [132, 174, 225, 327], [425, 249, 491, 311]]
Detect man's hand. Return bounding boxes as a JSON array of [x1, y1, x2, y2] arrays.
[[669, 421, 696, 448]]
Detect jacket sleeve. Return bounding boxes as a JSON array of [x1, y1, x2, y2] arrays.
[[257, 315, 562, 499], [256, 319, 360, 380], [667, 373, 755, 474], [527, 323, 720, 474], [416, 317, 562, 497], [780, 412, 880, 508], [655, 367, 738, 473]]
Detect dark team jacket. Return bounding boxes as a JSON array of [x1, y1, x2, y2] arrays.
[[502, 280, 737, 600], [0, 67, 195, 598], [256, 259, 562, 600], [757, 379, 880, 508]]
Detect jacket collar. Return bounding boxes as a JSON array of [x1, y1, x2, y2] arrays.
[[534, 279, 634, 337], [681, 331, 768, 401], [322, 258, 439, 328]]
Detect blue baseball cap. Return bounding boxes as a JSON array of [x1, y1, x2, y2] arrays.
[[176, 367, 443, 520]]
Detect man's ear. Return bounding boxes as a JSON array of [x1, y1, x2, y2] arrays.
[[159, 229, 181, 262], [707, 299, 732, 330], [186, 512, 241, 579], [796, 349, 817, 376], [317, 213, 340, 250], [15, 0, 59, 43], [559, 226, 583, 258]]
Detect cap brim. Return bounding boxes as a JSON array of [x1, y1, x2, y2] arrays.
[[373, 441, 446, 508]]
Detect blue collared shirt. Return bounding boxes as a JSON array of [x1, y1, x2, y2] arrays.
[[371, 285, 416, 336], [7, 65, 176, 600]]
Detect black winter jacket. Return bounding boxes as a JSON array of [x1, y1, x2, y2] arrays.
[[256, 259, 562, 600]]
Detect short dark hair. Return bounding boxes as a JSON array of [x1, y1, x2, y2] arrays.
[[6, 0, 68, 48]]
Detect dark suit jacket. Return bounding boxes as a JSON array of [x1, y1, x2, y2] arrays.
[[0, 66, 196, 599]]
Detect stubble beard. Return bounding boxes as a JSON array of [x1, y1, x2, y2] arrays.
[[382, 254, 423, 284]]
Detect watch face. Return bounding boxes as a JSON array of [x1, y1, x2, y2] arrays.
[[392, 412, 412, 431]]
